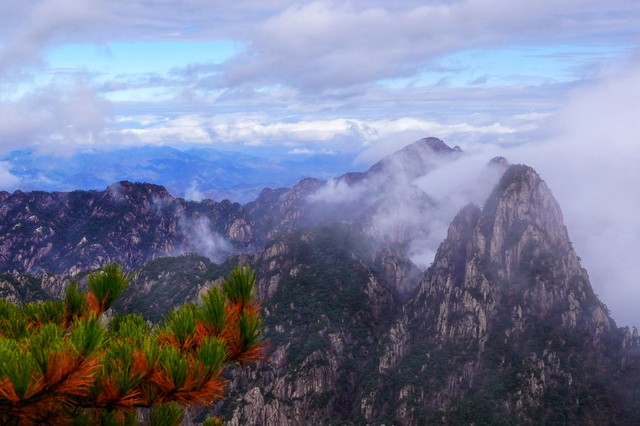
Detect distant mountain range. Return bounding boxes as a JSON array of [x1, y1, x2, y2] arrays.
[[1, 137, 639, 424], [3, 145, 360, 203]]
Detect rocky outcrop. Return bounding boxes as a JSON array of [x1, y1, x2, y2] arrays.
[[0, 183, 248, 274], [0, 272, 69, 304], [0, 138, 462, 277], [220, 164, 639, 425], [409, 164, 612, 345], [378, 164, 625, 424]]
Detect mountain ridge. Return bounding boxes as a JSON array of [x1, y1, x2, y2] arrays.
[[219, 162, 639, 425], [0, 137, 463, 275], [2, 145, 361, 203], [0, 138, 638, 424]]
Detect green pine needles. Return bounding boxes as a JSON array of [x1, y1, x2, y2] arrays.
[[223, 265, 256, 307], [87, 262, 132, 313], [0, 262, 266, 425]]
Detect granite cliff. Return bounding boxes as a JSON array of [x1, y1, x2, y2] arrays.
[[218, 162, 640, 425]]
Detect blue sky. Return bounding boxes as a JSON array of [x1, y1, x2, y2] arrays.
[[1, 0, 638, 161], [2, 0, 640, 325], [45, 41, 631, 97]]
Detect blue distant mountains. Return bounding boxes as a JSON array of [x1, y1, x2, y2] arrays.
[[4, 146, 360, 203]]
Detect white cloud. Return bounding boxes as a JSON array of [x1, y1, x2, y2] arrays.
[[122, 115, 212, 145], [0, 0, 109, 71], [308, 177, 370, 205], [287, 148, 336, 155], [0, 81, 111, 156], [506, 55, 640, 326], [221, 0, 640, 90], [287, 148, 314, 155], [0, 162, 21, 190], [121, 114, 520, 154], [184, 181, 205, 201], [177, 216, 232, 263], [212, 117, 358, 143]]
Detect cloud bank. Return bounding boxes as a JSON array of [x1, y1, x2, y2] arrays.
[[0, 0, 637, 156], [222, 0, 639, 90], [506, 54, 640, 327]]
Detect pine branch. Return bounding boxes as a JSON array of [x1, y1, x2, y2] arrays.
[[0, 262, 267, 423]]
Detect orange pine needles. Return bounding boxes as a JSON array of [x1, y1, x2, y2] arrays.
[[0, 377, 20, 404], [222, 302, 266, 364], [0, 263, 266, 424], [85, 292, 103, 315]]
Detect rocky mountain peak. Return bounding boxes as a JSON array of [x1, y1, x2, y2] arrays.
[[365, 137, 461, 183], [106, 181, 172, 202], [479, 164, 569, 277], [420, 136, 456, 153], [483, 165, 612, 332], [371, 163, 625, 424], [409, 163, 613, 358], [488, 155, 509, 168]]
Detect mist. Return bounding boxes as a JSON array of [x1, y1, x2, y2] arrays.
[[306, 141, 505, 276], [304, 58, 640, 328], [176, 216, 232, 263], [329, 55, 640, 327], [409, 154, 505, 266], [504, 57, 640, 327]]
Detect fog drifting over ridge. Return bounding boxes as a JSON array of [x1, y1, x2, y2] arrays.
[[502, 57, 640, 328], [305, 139, 505, 296], [353, 121, 640, 328], [339, 51, 640, 327]]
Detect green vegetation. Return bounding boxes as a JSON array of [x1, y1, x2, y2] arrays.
[[231, 224, 399, 422], [115, 254, 237, 322], [0, 262, 265, 425]]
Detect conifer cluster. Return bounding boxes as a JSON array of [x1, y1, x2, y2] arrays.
[[0, 263, 265, 425]]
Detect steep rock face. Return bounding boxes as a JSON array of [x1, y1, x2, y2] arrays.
[[477, 165, 611, 332], [372, 248, 423, 300], [380, 164, 623, 424], [217, 225, 409, 425], [409, 164, 611, 345], [0, 272, 69, 304], [0, 182, 248, 274]]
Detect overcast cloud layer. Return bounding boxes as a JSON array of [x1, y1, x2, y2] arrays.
[[1, 1, 639, 325], [2, 0, 638, 155]]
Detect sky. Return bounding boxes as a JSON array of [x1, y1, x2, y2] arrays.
[[1, 0, 640, 325]]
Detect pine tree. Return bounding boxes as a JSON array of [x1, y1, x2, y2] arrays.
[[0, 263, 265, 425]]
